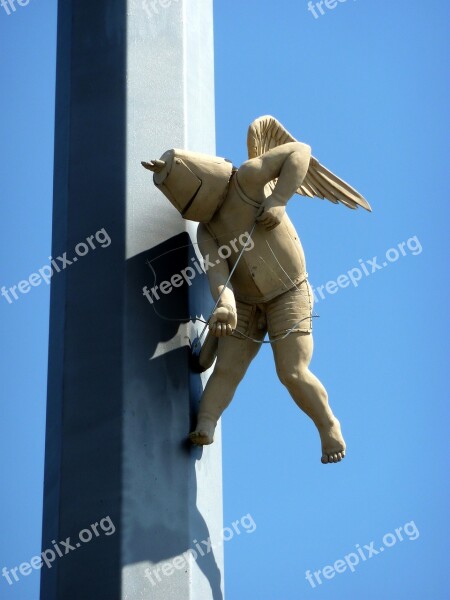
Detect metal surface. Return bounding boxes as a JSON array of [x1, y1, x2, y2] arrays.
[[41, 1, 223, 598]]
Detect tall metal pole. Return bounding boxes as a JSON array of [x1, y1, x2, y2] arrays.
[[41, 1, 224, 599]]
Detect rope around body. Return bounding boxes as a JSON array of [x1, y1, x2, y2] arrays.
[[145, 217, 319, 350]]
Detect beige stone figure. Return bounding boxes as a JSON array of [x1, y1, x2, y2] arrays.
[[142, 116, 371, 464]]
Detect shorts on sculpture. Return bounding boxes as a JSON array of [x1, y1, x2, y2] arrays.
[[143, 116, 371, 464], [234, 281, 314, 340]]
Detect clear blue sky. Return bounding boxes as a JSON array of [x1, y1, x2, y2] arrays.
[[0, 1, 449, 599]]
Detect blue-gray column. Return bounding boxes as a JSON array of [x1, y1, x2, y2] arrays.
[[41, 1, 224, 599]]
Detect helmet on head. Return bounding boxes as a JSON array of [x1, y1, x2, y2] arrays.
[[144, 149, 234, 223]]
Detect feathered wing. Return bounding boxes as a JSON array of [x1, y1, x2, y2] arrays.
[[247, 115, 371, 211]]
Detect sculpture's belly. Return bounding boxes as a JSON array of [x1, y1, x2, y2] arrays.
[[208, 189, 307, 303], [235, 218, 307, 302]]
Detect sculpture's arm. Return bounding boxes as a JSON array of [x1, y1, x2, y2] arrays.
[[238, 141, 311, 231], [198, 224, 238, 337]]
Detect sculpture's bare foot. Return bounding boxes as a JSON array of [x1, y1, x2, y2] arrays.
[[189, 430, 214, 446], [189, 420, 215, 446], [319, 419, 346, 464]]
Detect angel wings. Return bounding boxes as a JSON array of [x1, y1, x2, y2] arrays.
[[247, 115, 371, 212]]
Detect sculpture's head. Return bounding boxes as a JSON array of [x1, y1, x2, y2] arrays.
[[142, 149, 234, 223]]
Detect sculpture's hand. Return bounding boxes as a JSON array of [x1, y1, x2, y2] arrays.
[[257, 196, 286, 231], [209, 304, 237, 337]]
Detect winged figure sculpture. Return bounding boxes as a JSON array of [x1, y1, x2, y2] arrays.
[[142, 115, 371, 464]]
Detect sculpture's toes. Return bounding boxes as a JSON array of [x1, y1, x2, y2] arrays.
[[189, 430, 213, 446], [321, 450, 345, 464]]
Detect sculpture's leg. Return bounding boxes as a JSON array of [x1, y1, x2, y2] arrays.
[[271, 332, 346, 464], [190, 335, 262, 445]]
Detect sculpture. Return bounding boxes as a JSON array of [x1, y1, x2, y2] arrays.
[[142, 116, 371, 464]]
